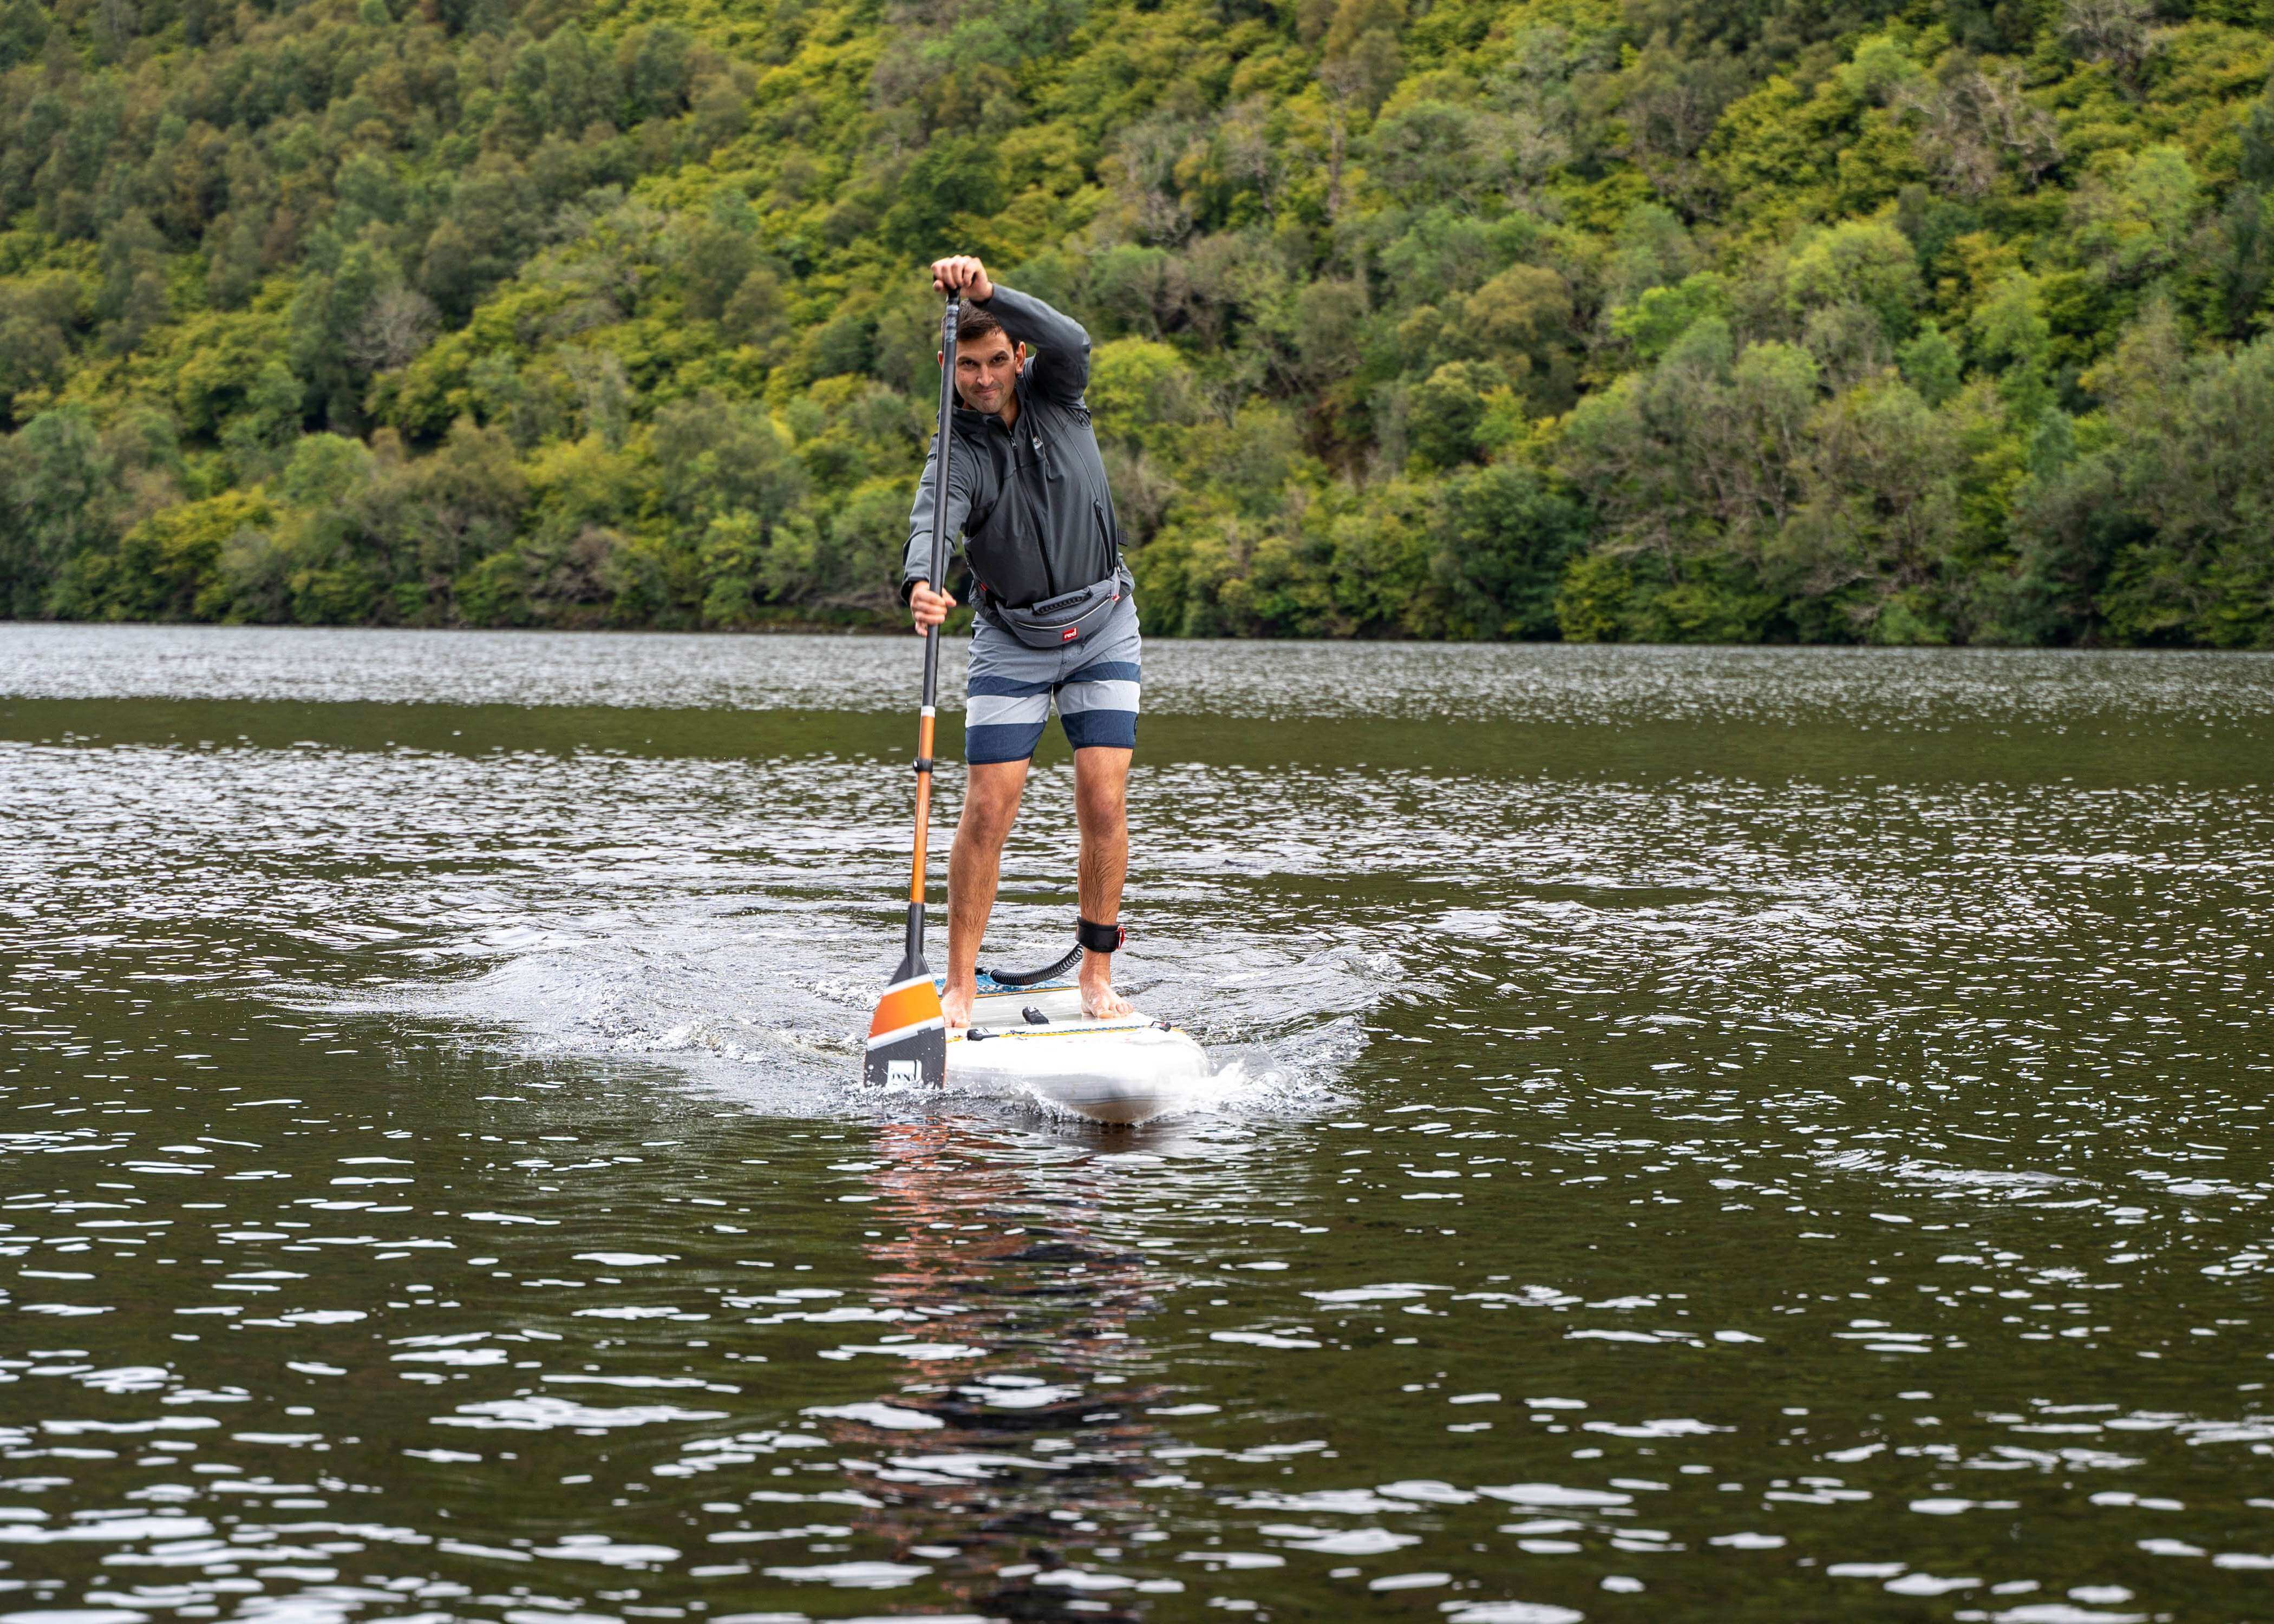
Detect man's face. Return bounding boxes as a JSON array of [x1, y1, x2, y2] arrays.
[[953, 334, 1024, 414]]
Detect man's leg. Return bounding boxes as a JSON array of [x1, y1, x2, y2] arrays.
[[1071, 746, 1134, 1018], [1056, 594, 1142, 1019], [952, 617, 1054, 1028], [942, 759, 1028, 1030]]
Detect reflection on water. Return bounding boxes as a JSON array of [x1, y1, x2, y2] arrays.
[[809, 1128, 1184, 1615], [1, 624, 2270, 1623]]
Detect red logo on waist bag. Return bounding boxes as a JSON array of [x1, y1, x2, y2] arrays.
[[1061, 626, 1079, 642]]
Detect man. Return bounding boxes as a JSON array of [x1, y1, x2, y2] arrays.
[[902, 254, 1138, 1031]]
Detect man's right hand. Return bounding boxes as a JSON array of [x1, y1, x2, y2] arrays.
[[910, 580, 956, 634], [931, 256, 994, 302]]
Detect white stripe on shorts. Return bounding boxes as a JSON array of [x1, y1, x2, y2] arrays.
[[966, 692, 1052, 729], [1054, 679, 1141, 715]]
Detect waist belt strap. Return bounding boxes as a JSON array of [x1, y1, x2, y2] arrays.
[[1076, 917, 1125, 954], [993, 572, 1123, 650]]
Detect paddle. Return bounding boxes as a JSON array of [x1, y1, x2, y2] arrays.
[[864, 291, 960, 1088]]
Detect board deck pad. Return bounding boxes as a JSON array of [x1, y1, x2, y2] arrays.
[[938, 975, 1210, 1125]]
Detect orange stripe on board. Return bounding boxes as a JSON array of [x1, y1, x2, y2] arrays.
[[869, 978, 944, 1042]]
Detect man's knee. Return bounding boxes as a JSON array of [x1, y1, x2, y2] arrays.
[[1073, 750, 1129, 833], [958, 765, 1027, 847], [960, 798, 1020, 847], [1075, 784, 1126, 829]]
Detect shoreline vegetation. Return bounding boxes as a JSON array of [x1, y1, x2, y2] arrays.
[[2, 0, 2272, 647]]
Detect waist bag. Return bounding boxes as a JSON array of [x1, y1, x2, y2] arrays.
[[991, 569, 1126, 650]]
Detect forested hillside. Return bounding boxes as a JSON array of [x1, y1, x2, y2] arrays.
[[3, 0, 2272, 643]]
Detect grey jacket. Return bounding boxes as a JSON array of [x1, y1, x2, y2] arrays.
[[900, 285, 1124, 613]]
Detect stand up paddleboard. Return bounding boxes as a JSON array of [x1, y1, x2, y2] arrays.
[[944, 971, 1209, 1125]]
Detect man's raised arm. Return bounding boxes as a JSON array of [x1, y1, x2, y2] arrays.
[[979, 284, 1092, 402]]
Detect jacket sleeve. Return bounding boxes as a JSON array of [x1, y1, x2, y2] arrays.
[[900, 427, 975, 601], [978, 284, 1090, 403]]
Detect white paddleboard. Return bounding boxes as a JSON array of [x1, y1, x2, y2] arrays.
[[943, 977, 1208, 1125]]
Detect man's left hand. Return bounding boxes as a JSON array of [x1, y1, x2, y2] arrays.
[[931, 256, 994, 303]]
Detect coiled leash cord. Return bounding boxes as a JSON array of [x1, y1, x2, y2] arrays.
[[980, 918, 1126, 986]]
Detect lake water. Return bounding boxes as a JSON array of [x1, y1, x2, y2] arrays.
[[2, 624, 2271, 1624]]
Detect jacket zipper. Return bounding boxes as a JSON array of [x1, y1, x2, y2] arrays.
[[1030, 429, 1056, 596]]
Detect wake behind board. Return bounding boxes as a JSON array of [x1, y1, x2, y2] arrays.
[[944, 973, 1208, 1125]]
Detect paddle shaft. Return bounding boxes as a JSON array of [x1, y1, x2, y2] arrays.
[[905, 293, 960, 961]]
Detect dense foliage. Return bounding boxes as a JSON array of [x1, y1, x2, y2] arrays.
[[2, 0, 2272, 644]]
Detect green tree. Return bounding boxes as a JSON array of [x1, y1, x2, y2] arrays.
[[1427, 462, 1592, 639], [1, 408, 116, 613]]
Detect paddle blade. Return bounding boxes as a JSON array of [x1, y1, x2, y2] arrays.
[[865, 959, 946, 1089]]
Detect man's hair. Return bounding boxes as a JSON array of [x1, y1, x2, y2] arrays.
[[957, 300, 1008, 349]]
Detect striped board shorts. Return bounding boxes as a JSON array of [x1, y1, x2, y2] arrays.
[[964, 588, 1141, 765]]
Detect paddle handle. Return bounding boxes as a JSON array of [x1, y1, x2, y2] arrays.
[[905, 293, 959, 955]]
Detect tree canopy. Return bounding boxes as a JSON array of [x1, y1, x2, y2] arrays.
[[3, 0, 2273, 644]]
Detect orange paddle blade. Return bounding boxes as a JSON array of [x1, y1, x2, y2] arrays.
[[868, 974, 945, 1045], [865, 966, 946, 1089]]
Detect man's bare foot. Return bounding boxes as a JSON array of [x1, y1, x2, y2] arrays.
[[1079, 964, 1134, 1020], [940, 981, 975, 1032]]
